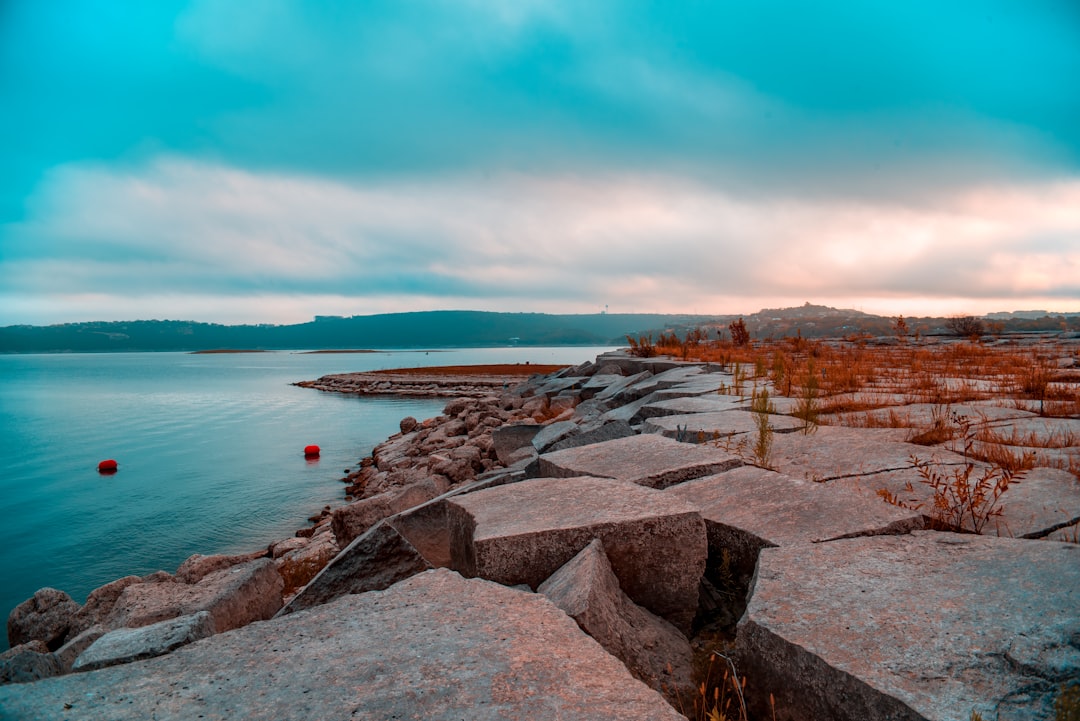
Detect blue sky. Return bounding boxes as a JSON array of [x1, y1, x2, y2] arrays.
[[2, 0, 1078, 325]]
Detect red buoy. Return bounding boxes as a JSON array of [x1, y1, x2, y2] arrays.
[[98, 459, 118, 474], [304, 445, 320, 458]]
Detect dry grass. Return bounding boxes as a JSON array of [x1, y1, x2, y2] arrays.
[[665, 333, 1079, 479]]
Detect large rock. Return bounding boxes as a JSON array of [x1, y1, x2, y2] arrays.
[[547, 419, 635, 452], [0, 570, 686, 721], [667, 467, 924, 623], [643, 409, 806, 439], [735, 532, 1080, 721], [831, 465, 1080, 538], [331, 478, 440, 545], [538, 434, 742, 489], [538, 539, 694, 708], [448, 476, 706, 633], [491, 423, 542, 464], [768, 425, 964, 481], [67, 576, 143, 638], [6, 588, 80, 651], [278, 519, 432, 615], [0, 641, 61, 685], [530, 420, 581, 453], [636, 395, 748, 421], [72, 611, 215, 672], [104, 558, 283, 634]]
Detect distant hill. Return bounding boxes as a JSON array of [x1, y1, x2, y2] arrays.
[[0, 312, 725, 353], [2, 306, 1077, 353]]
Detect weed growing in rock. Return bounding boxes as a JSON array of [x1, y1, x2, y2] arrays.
[[793, 358, 819, 434], [1057, 681, 1080, 721], [750, 386, 775, 469], [912, 456, 1018, 533]]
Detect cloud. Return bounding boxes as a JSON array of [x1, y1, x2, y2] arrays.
[[2, 156, 1077, 324]]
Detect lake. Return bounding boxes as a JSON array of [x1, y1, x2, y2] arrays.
[[0, 346, 612, 649]]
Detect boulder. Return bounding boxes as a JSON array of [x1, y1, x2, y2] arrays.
[[768, 425, 960, 482], [636, 395, 748, 421], [735, 532, 1080, 721], [278, 520, 432, 615], [332, 478, 441, 546], [54, 626, 107, 673], [538, 539, 694, 708], [448, 476, 706, 633], [643, 409, 805, 439], [72, 611, 215, 672], [591, 371, 654, 404], [667, 467, 925, 624], [6, 588, 80, 651], [399, 415, 418, 433], [0, 570, 685, 721], [0, 640, 61, 685], [275, 534, 339, 597], [104, 558, 282, 634], [67, 575, 142, 639], [491, 422, 543, 464], [547, 419, 636, 453], [174, 550, 267, 584], [538, 434, 742, 490], [530, 420, 581, 453]]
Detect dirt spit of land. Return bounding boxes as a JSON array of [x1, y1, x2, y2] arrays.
[[294, 364, 568, 398]]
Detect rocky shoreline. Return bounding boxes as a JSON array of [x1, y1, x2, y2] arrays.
[[3, 350, 1078, 720]]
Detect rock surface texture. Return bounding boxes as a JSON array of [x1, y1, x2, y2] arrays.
[[448, 475, 707, 633], [0, 570, 685, 721], [735, 532, 1080, 721]]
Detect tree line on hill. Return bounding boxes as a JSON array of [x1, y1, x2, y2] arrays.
[[1, 308, 1076, 353]]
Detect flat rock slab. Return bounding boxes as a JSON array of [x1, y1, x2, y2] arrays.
[[832, 466, 1080, 539], [643, 410, 805, 439], [72, 611, 215, 672], [768, 425, 961, 481], [668, 466, 923, 546], [448, 476, 706, 633], [648, 375, 732, 399], [0, 570, 685, 721], [839, 403, 1038, 428], [735, 532, 1080, 721], [278, 520, 432, 616], [667, 466, 923, 627], [637, 395, 749, 421], [537, 434, 742, 489]]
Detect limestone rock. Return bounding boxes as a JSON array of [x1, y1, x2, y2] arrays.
[[278, 519, 432, 615], [67, 575, 142, 638], [174, 550, 267, 584], [0, 570, 685, 721], [6, 588, 80, 651], [547, 419, 635, 453], [54, 626, 107, 673], [0, 640, 61, 685], [332, 478, 440, 546], [538, 539, 694, 708], [491, 422, 542, 464], [275, 534, 338, 597], [539, 433, 742, 489], [643, 409, 805, 439], [399, 415, 418, 433], [530, 420, 581, 453], [72, 611, 214, 672], [448, 476, 706, 633], [735, 532, 1080, 721], [104, 558, 282, 634], [667, 467, 924, 625]]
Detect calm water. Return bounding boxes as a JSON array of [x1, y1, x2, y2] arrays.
[[0, 346, 611, 649]]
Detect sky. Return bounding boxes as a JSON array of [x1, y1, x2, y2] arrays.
[[1, 0, 1078, 326]]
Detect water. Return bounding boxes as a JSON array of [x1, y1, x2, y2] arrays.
[[0, 346, 612, 649]]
